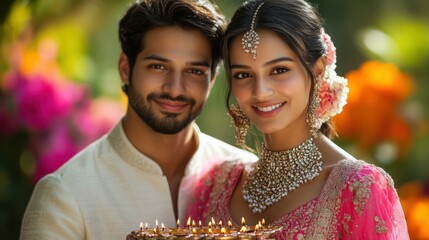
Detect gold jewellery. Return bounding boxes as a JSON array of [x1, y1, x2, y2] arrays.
[[242, 138, 323, 213], [242, 2, 264, 60]]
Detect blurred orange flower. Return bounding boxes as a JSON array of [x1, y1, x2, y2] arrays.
[[334, 61, 414, 160], [398, 181, 429, 239]]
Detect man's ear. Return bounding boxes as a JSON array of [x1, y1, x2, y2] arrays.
[[118, 53, 130, 85]]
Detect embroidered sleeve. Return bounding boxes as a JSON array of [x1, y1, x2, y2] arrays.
[[186, 163, 222, 222], [338, 165, 409, 239]]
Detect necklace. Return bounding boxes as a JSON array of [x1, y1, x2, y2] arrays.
[[242, 138, 323, 213]]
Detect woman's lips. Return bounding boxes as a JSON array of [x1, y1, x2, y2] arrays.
[[252, 102, 286, 117]]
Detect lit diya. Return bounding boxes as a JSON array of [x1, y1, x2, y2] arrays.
[[127, 217, 282, 240]]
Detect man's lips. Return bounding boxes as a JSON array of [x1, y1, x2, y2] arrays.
[[154, 99, 189, 112]]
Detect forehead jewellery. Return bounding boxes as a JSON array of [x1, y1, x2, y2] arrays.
[[242, 2, 264, 60]]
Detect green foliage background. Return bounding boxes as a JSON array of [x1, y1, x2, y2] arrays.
[[1, 0, 428, 238]]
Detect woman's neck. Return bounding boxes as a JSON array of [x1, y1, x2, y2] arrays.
[[263, 124, 312, 151]]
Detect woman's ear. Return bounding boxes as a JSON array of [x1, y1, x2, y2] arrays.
[[118, 53, 130, 85], [313, 57, 326, 80]]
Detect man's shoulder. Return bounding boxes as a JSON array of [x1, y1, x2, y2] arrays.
[[41, 134, 111, 182], [197, 132, 257, 161]]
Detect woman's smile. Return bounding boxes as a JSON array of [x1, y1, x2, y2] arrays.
[[253, 102, 285, 112], [252, 102, 286, 118]]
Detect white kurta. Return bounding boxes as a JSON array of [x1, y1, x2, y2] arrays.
[[20, 121, 256, 239]]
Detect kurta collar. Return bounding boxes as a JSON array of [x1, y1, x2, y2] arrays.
[[107, 120, 202, 176]]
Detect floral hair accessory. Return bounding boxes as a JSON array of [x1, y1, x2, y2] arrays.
[[321, 28, 336, 66], [308, 29, 349, 136]]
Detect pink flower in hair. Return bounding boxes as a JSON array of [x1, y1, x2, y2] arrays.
[[312, 28, 349, 127], [318, 80, 335, 118], [317, 74, 348, 123], [321, 28, 336, 66]]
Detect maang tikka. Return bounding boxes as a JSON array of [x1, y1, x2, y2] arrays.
[[242, 2, 264, 60]]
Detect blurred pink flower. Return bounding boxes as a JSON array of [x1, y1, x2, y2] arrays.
[[0, 29, 123, 185], [0, 95, 20, 135], [6, 73, 85, 132], [74, 97, 124, 147], [1, 72, 122, 183], [32, 122, 79, 183], [31, 97, 123, 182]]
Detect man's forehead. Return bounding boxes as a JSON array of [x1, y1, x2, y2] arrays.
[[140, 26, 212, 64]]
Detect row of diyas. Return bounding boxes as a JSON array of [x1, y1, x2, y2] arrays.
[[128, 217, 282, 240]]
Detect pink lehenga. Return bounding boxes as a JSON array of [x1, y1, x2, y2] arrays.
[[187, 159, 409, 239]]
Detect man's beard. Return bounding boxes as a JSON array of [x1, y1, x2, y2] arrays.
[[128, 86, 204, 134]]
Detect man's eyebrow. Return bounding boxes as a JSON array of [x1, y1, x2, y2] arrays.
[[143, 55, 210, 67], [188, 61, 210, 68], [143, 54, 170, 62]]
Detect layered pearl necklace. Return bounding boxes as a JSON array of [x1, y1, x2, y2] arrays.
[[242, 138, 323, 213]]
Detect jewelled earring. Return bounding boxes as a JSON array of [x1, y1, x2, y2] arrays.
[[307, 78, 322, 137], [228, 105, 250, 147]]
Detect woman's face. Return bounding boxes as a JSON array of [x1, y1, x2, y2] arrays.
[[229, 30, 312, 137]]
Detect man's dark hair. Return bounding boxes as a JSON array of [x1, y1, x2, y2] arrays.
[[119, 0, 226, 76]]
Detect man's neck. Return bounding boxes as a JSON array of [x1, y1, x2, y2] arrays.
[[122, 114, 197, 177], [122, 113, 198, 219]]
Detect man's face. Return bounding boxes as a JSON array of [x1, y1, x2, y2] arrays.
[[122, 26, 214, 134]]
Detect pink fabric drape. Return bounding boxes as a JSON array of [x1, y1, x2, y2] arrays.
[[187, 159, 409, 239]]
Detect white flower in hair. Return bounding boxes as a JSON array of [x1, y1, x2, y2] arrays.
[[316, 29, 349, 125]]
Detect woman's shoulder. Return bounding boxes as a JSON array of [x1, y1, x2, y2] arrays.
[[319, 135, 392, 186], [332, 159, 395, 189], [213, 159, 247, 178], [319, 159, 398, 220]]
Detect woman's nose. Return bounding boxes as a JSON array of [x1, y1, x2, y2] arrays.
[[252, 76, 274, 100]]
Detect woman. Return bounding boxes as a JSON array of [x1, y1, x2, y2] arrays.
[[188, 0, 409, 239]]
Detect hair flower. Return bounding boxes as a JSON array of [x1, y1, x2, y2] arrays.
[[317, 69, 349, 124], [321, 28, 336, 66], [315, 29, 349, 126]]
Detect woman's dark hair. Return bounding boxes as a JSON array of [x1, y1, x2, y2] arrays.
[[223, 0, 337, 139], [119, 0, 226, 77]]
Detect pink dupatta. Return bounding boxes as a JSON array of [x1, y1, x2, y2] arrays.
[[188, 159, 409, 239]]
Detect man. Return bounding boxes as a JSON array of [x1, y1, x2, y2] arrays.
[[20, 0, 256, 239]]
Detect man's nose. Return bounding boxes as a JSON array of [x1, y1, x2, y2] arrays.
[[162, 71, 185, 97]]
